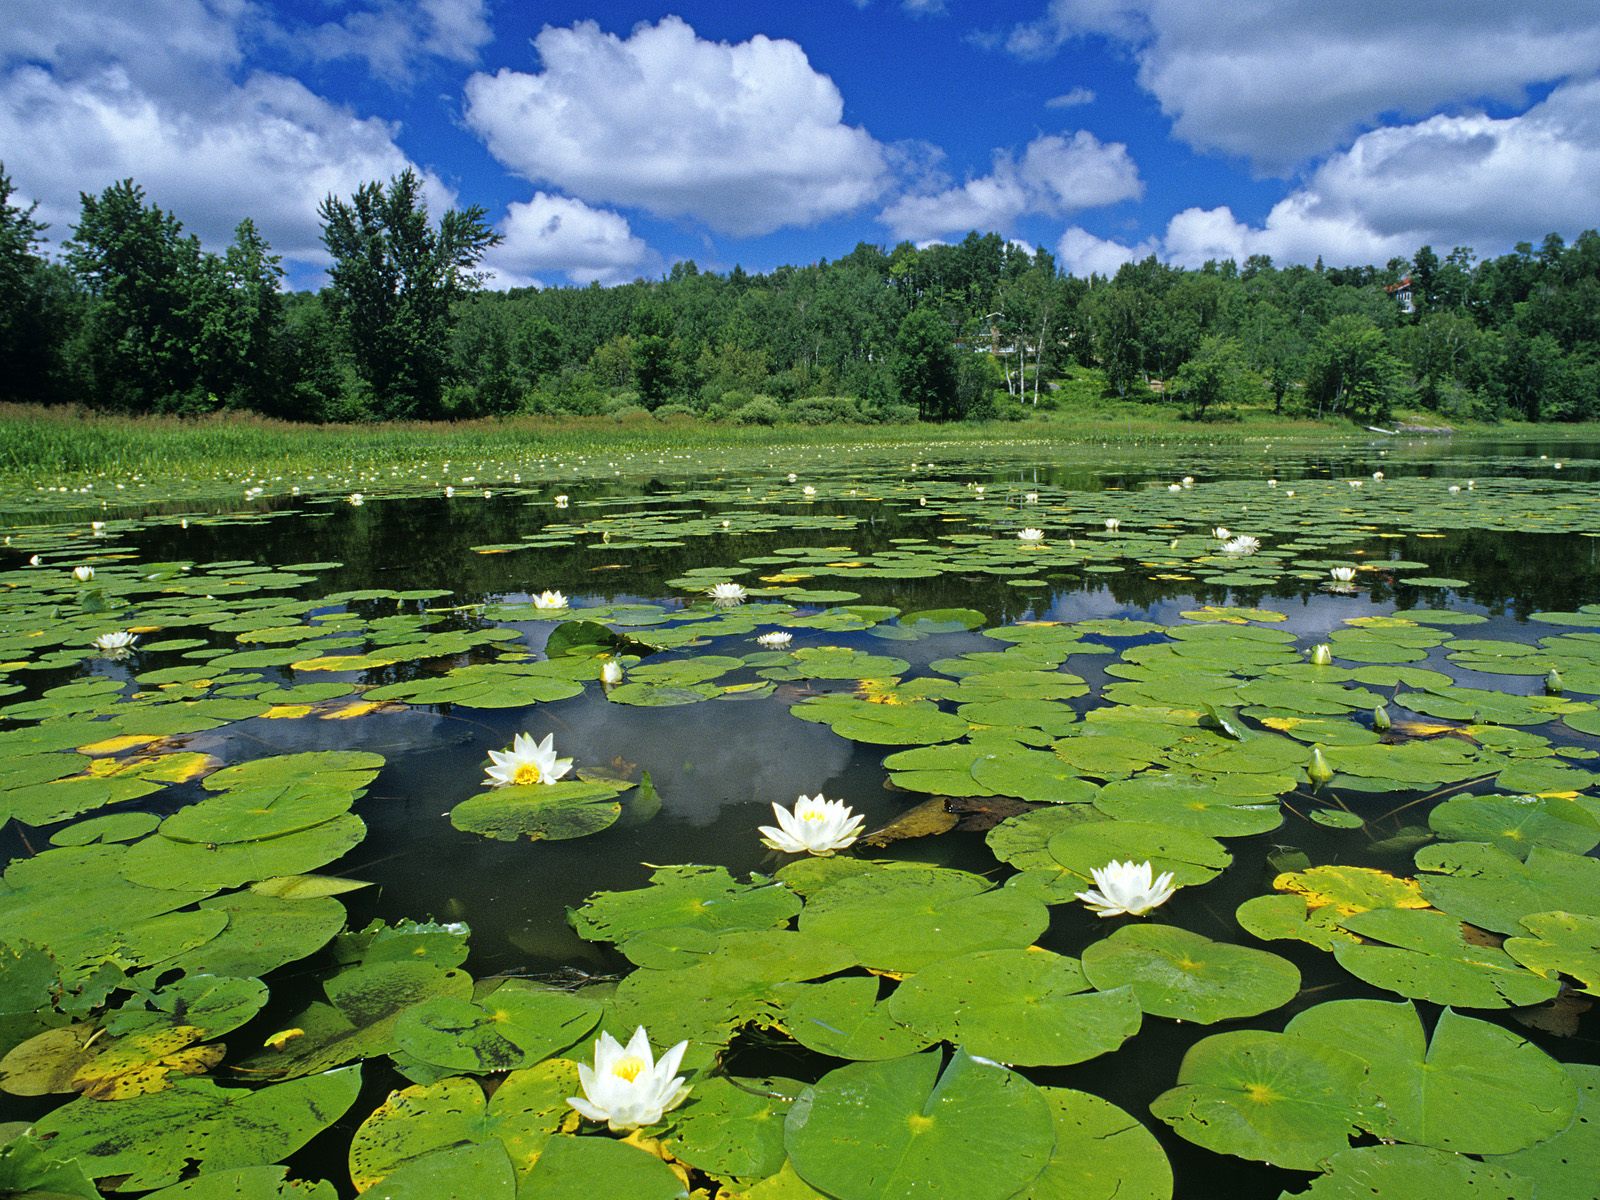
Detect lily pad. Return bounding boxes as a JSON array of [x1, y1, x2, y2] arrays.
[[784, 1050, 1055, 1200], [1081, 925, 1300, 1023], [886, 948, 1142, 1066]]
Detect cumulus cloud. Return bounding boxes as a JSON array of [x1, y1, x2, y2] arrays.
[[464, 16, 889, 237], [482, 193, 652, 289], [1161, 77, 1600, 267], [1005, 1, 1600, 170], [287, 0, 493, 83], [0, 0, 452, 268], [1056, 225, 1157, 277], [880, 131, 1141, 241]]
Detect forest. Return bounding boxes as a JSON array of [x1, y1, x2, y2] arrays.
[[3, 164, 1599, 427]]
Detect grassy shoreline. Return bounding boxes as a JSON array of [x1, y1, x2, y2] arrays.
[[2, 403, 1596, 514]]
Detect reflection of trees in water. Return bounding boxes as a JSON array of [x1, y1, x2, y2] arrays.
[[121, 482, 1600, 637]]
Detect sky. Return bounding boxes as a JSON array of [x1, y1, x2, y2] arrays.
[[4, 1, 1599, 289]]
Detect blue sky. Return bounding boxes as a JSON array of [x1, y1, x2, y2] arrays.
[[4, 1, 1599, 288]]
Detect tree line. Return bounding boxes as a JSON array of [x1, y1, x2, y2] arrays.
[[3, 163, 1598, 425]]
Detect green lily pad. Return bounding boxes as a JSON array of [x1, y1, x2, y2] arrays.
[[887, 948, 1142, 1066], [522, 1133, 688, 1200], [798, 868, 1048, 973], [349, 1061, 577, 1190], [784, 1050, 1055, 1200], [774, 977, 931, 1061], [1081, 925, 1300, 1023], [661, 1074, 799, 1184], [393, 980, 601, 1072], [1503, 911, 1600, 994], [1149, 1027, 1370, 1171], [29, 1067, 362, 1191], [1287, 1000, 1576, 1154], [1046, 819, 1230, 887], [450, 780, 630, 842], [1331, 907, 1559, 1007], [1286, 1145, 1535, 1199], [1415, 843, 1600, 933], [1429, 793, 1600, 857], [569, 865, 800, 944], [1487, 1063, 1600, 1200], [1022, 1088, 1173, 1200]]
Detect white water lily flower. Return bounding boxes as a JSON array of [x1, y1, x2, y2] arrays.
[[759, 794, 865, 856], [92, 631, 137, 656], [443, 486, 454, 497], [27, 554, 40, 566], [1267, 478, 1278, 487], [348, 493, 363, 505], [599, 659, 623, 686], [532, 590, 568, 610], [484, 732, 572, 788], [1181, 476, 1195, 486], [1448, 484, 1461, 494], [1372, 471, 1384, 481], [554, 494, 569, 507], [1329, 567, 1357, 584], [1309, 643, 1334, 666], [1212, 526, 1231, 540], [1104, 518, 1120, 531], [72, 565, 94, 582], [1221, 535, 1260, 555], [802, 485, 817, 497], [787, 473, 798, 483], [756, 631, 793, 649], [1017, 528, 1045, 545], [1348, 479, 1363, 489], [1075, 860, 1177, 917], [707, 581, 747, 605], [1167, 483, 1182, 492], [1024, 492, 1039, 503], [568, 1027, 691, 1132]]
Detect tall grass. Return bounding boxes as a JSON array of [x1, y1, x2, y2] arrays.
[[0, 403, 1368, 486]]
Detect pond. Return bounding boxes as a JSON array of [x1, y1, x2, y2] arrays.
[[2, 434, 1599, 1200]]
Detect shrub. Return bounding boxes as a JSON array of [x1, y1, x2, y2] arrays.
[[731, 396, 783, 425]]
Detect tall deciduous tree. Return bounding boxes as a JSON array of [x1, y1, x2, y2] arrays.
[[319, 170, 501, 419], [893, 307, 959, 420], [66, 179, 210, 411]]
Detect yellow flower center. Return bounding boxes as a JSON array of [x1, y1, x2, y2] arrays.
[[611, 1055, 647, 1082], [802, 811, 823, 821], [513, 763, 541, 786]]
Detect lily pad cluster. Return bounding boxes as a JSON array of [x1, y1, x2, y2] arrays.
[[4, 447, 1600, 1199]]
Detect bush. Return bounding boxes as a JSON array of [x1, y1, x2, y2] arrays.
[[652, 403, 696, 421], [784, 395, 864, 425], [731, 395, 783, 425], [607, 404, 651, 423]]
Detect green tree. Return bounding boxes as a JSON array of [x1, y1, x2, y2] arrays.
[[1169, 336, 1260, 420], [1303, 314, 1406, 422], [66, 179, 212, 411], [892, 307, 959, 420], [318, 169, 501, 419], [0, 163, 68, 402]]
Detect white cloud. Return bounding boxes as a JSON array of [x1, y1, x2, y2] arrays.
[[1045, 86, 1095, 108], [483, 193, 652, 288], [1161, 77, 1600, 267], [464, 16, 889, 237], [0, 0, 453, 268], [880, 131, 1141, 241], [1056, 225, 1157, 277], [289, 0, 492, 83], [1006, 1, 1600, 170]]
